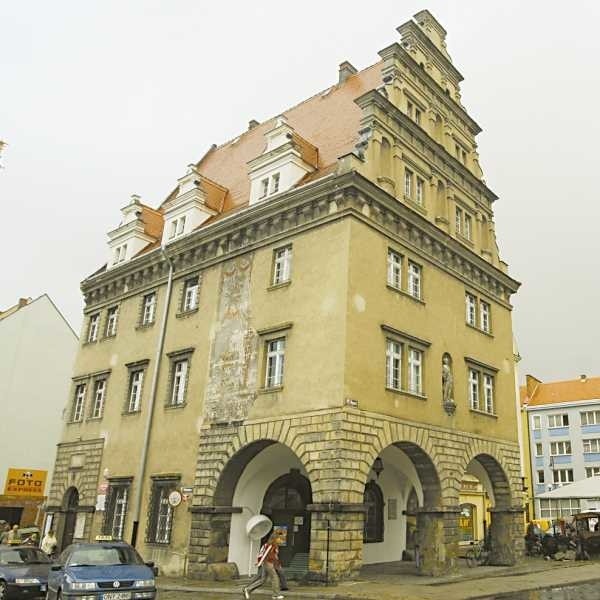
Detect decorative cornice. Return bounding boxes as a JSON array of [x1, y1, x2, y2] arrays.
[[81, 171, 519, 312]]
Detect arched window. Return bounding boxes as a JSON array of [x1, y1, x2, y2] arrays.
[[363, 480, 384, 543]]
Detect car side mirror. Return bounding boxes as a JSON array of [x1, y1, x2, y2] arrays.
[[50, 565, 62, 571]]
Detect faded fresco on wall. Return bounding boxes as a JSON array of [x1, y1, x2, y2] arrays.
[[204, 255, 258, 422]]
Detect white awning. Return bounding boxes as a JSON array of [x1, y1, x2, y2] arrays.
[[537, 477, 600, 499]]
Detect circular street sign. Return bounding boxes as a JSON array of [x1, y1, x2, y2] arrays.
[[168, 490, 182, 507]]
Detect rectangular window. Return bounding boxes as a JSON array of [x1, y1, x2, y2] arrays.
[[265, 338, 285, 388], [408, 348, 423, 395], [407, 101, 413, 118], [272, 246, 292, 285], [416, 177, 424, 205], [532, 415, 542, 430], [270, 173, 280, 194], [537, 470, 545, 484], [87, 314, 100, 343], [103, 482, 130, 540], [105, 306, 119, 337], [182, 277, 199, 312], [127, 370, 144, 412], [553, 469, 574, 484], [480, 301, 491, 333], [176, 215, 186, 236], [386, 340, 402, 391], [581, 411, 600, 426], [147, 479, 178, 544], [142, 293, 157, 325], [387, 250, 402, 289], [407, 262, 422, 299], [483, 374, 494, 414], [169, 360, 189, 406], [535, 443, 543, 457], [260, 178, 269, 199], [548, 414, 569, 428], [91, 379, 107, 419], [455, 207, 463, 235], [550, 441, 572, 456], [586, 467, 600, 478], [72, 384, 86, 422], [404, 169, 413, 198], [414, 108, 422, 126], [469, 369, 479, 410], [539, 498, 580, 519], [113, 244, 127, 265], [583, 439, 600, 454], [464, 213, 473, 240], [465, 294, 477, 326], [455, 144, 461, 159]]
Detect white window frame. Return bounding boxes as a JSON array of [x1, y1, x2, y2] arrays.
[[483, 373, 494, 414], [272, 246, 292, 285], [183, 277, 199, 312], [464, 213, 473, 240], [128, 370, 144, 412], [532, 415, 542, 430], [468, 368, 479, 410], [407, 262, 422, 300], [536, 470, 545, 484], [586, 467, 600, 478], [270, 173, 280, 194], [480, 301, 491, 333], [535, 443, 543, 457], [142, 293, 157, 325], [155, 487, 174, 544], [170, 359, 189, 406], [465, 294, 477, 327], [414, 107, 422, 126], [176, 215, 186, 236], [404, 169, 413, 199], [387, 250, 402, 290], [88, 314, 100, 343], [415, 177, 424, 205], [455, 206, 463, 235], [548, 414, 569, 428], [91, 379, 107, 419], [265, 338, 285, 388], [581, 411, 600, 426], [260, 178, 269, 199], [105, 306, 119, 337], [408, 348, 423, 395], [113, 244, 127, 265], [553, 469, 574, 484], [583, 438, 600, 454], [72, 384, 86, 422], [550, 441, 572, 456], [385, 340, 402, 391]]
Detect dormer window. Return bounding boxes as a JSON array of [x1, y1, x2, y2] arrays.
[[260, 178, 269, 199], [112, 244, 128, 265], [169, 216, 187, 239], [270, 173, 280, 194]]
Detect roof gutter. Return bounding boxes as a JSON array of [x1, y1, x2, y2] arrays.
[[131, 245, 174, 548]]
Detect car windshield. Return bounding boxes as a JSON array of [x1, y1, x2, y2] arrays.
[[68, 546, 143, 567], [0, 548, 50, 565]]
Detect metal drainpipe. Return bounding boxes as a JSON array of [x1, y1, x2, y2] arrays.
[[131, 246, 174, 547]]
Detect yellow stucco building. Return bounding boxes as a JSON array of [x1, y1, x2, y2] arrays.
[[46, 10, 523, 581]]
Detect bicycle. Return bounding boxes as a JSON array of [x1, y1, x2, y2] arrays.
[[465, 539, 490, 567]]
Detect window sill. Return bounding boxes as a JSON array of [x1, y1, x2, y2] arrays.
[[258, 386, 284, 395], [66, 420, 84, 425], [176, 308, 199, 319], [385, 387, 427, 401], [405, 197, 427, 216], [469, 408, 497, 419], [466, 323, 493, 337], [136, 322, 155, 331], [82, 340, 98, 347], [145, 541, 172, 547], [386, 285, 425, 305], [122, 410, 142, 416], [268, 281, 291, 291], [87, 416, 103, 422], [100, 334, 116, 342], [457, 233, 474, 247], [165, 403, 187, 410]]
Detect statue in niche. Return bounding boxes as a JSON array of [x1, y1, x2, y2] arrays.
[[442, 353, 456, 415]]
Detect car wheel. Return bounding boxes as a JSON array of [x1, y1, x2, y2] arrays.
[[0, 581, 6, 600]]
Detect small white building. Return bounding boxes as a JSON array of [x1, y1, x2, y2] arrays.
[[0, 295, 78, 526]]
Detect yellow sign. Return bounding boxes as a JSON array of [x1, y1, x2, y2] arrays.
[[4, 469, 47, 497]]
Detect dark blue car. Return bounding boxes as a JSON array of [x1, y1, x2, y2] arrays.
[[0, 545, 51, 599], [46, 542, 156, 600]]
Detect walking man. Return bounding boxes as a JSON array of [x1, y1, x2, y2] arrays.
[[243, 531, 284, 599]]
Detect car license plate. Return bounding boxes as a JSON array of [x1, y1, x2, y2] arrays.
[[102, 593, 132, 600]]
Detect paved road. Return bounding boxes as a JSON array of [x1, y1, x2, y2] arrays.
[[158, 584, 600, 600]]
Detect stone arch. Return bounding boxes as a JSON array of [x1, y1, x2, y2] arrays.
[[62, 486, 79, 510]]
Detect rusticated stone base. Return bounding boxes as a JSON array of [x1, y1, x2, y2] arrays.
[[488, 507, 525, 566], [416, 509, 459, 576]]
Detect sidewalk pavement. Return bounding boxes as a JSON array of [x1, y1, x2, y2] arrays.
[[158, 557, 600, 600]]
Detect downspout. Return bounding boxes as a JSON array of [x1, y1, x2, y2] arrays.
[[131, 246, 175, 547]]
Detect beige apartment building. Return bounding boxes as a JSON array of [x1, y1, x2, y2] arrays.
[[47, 11, 523, 581]]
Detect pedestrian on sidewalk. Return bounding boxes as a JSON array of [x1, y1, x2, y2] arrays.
[[243, 531, 284, 600]]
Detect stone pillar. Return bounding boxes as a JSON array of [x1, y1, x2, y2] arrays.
[[188, 506, 240, 579], [488, 507, 524, 566], [306, 503, 366, 583], [416, 508, 459, 576]]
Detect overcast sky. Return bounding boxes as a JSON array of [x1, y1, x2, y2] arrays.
[[1, 1, 599, 382]]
